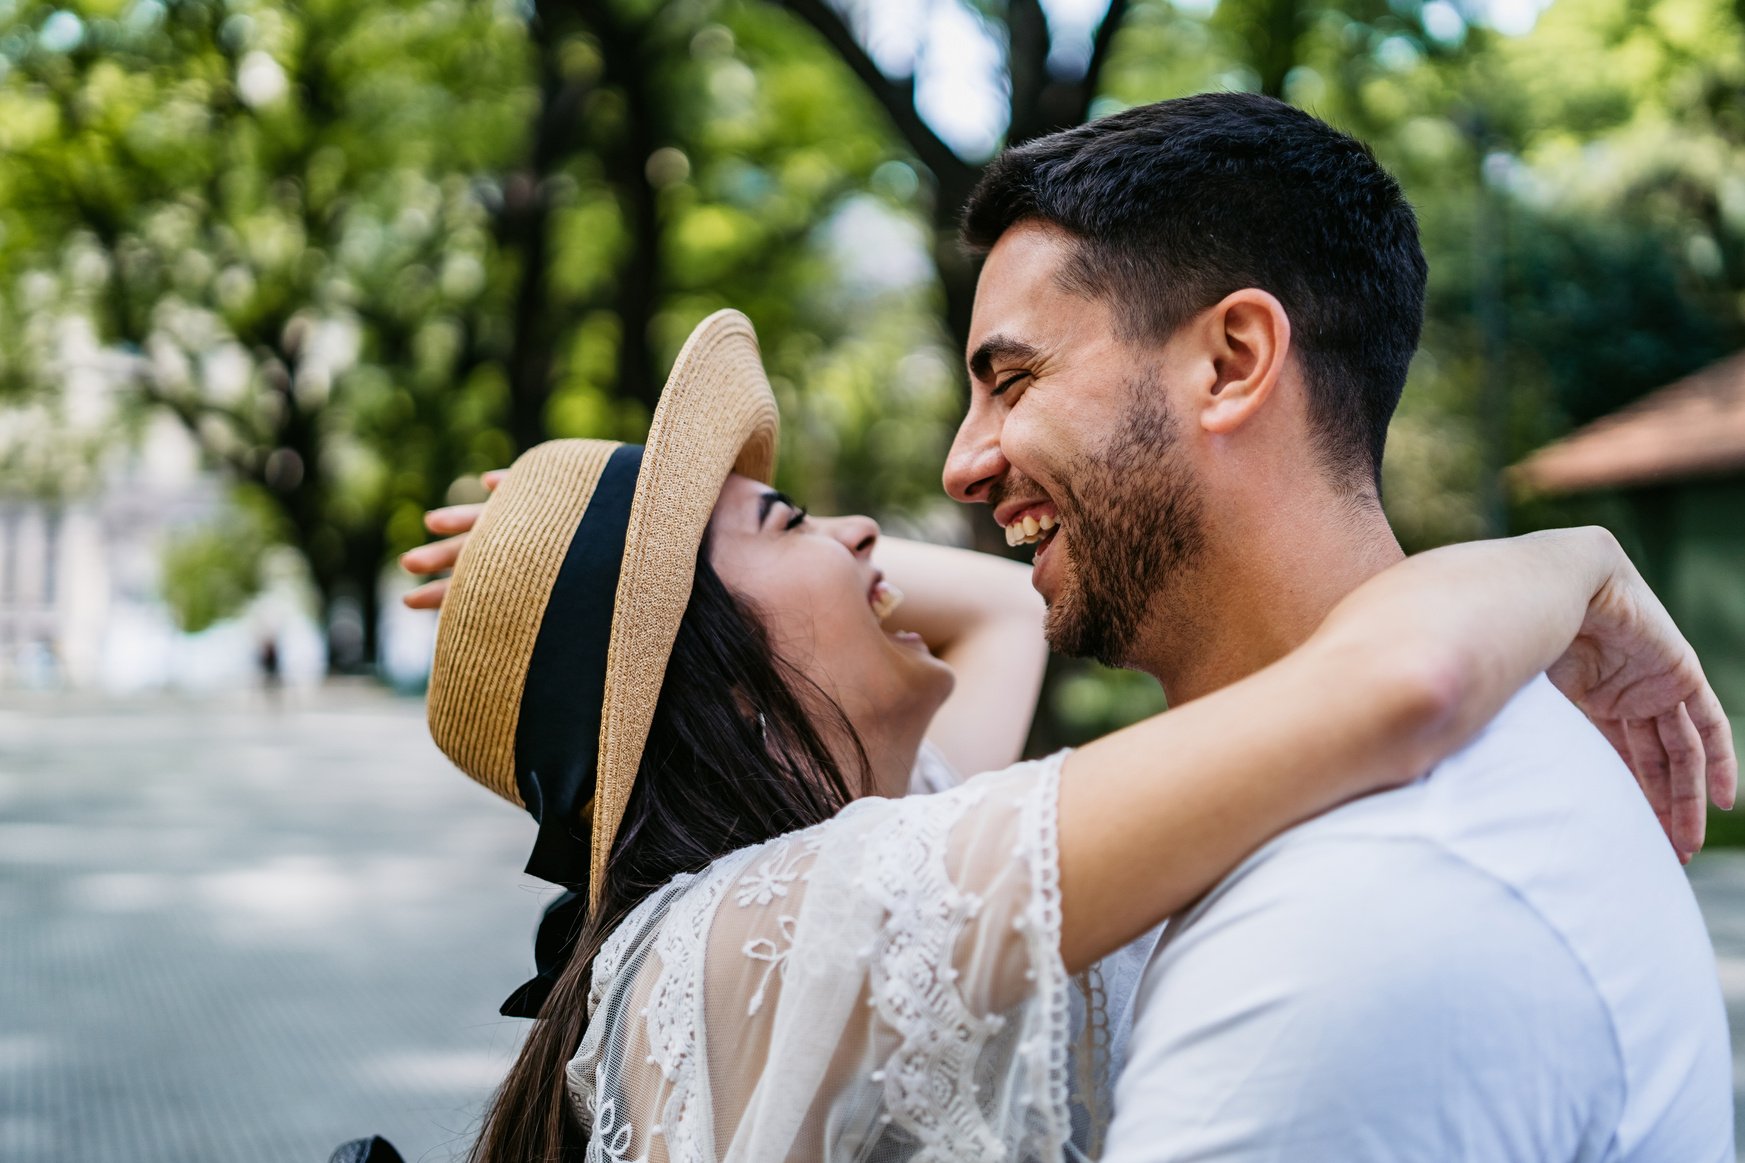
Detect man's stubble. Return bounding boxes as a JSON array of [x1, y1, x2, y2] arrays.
[[1045, 372, 1206, 670]]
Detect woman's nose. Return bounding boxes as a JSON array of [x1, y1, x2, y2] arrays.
[[829, 514, 880, 558]]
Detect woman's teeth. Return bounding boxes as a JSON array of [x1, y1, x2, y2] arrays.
[[1004, 513, 1058, 547], [871, 582, 905, 623]]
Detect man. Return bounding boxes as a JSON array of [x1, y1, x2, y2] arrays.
[[943, 91, 1732, 1159]]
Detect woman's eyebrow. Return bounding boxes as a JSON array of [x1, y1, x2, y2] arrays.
[[757, 490, 796, 528]]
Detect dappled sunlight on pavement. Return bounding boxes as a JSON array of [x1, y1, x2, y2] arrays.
[[0, 688, 545, 1163]]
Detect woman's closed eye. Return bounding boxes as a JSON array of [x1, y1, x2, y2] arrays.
[[755, 490, 808, 532]]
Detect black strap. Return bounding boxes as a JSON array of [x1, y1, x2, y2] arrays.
[[502, 443, 642, 1018], [499, 887, 589, 1018], [513, 443, 643, 888], [328, 1137, 405, 1163]]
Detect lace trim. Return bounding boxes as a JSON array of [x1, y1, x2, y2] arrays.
[[588, 870, 699, 1020], [861, 771, 1070, 1163], [734, 837, 812, 908], [1019, 754, 1073, 1152], [635, 844, 761, 1163], [583, 1058, 649, 1163], [741, 912, 797, 1017], [575, 756, 1073, 1163], [1073, 963, 1112, 1156]]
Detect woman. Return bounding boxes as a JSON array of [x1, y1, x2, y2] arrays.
[[401, 311, 1732, 1163]]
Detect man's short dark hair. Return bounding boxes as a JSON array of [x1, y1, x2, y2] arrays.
[[962, 92, 1427, 490]]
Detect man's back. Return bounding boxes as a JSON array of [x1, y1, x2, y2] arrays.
[[1103, 677, 1732, 1161]]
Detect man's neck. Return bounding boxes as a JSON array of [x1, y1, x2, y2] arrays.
[[1135, 499, 1405, 706]]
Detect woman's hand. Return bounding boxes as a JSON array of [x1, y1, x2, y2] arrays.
[[1312, 526, 1735, 861], [399, 470, 504, 608], [1547, 540, 1737, 855]]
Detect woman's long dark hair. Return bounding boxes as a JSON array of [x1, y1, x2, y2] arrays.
[[469, 532, 868, 1163]]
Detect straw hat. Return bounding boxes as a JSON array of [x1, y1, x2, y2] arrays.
[[427, 309, 778, 923]]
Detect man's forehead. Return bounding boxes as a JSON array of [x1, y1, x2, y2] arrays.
[[968, 234, 1107, 378], [975, 224, 1073, 305]]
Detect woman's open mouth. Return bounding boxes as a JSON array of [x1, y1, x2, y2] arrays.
[[869, 578, 904, 623]]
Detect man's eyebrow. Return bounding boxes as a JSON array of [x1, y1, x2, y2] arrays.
[[757, 490, 795, 528], [968, 335, 1042, 383]]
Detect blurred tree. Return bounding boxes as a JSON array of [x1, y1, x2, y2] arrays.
[[0, 0, 536, 668], [1095, 0, 1743, 550], [5, 0, 1738, 724], [1329, 0, 1745, 547], [521, 0, 968, 520], [159, 499, 277, 633], [772, 0, 1132, 365], [1497, 0, 1745, 421]]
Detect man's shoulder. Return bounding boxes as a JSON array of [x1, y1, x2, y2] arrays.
[[1113, 837, 1629, 1161], [1159, 829, 1589, 994], [1126, 677, 1732, 1162], [1244, 676, 1680, 902], [1161, 674, 1714, 1026]]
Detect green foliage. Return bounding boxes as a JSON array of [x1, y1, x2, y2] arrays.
[[0, 0, 536, 664], [158, 501, 277, 633], [1098, 0, 1745, 553], [5, 0, 1742, 706], [528, 0, 960, 523], [1044, 664, 1170, 751]]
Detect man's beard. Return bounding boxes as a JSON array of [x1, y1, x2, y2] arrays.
[[1044, 378, 1205, 669]]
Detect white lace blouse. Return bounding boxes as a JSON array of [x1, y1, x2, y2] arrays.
[[566, 749, 1126, 1162]]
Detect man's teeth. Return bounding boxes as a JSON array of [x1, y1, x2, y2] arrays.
[[1004, 513, 1058, 547], [871, 582, 904, 623]]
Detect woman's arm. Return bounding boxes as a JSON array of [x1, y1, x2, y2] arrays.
[[872, 537, 1046, 777], [1054, 527, 1735, 973]]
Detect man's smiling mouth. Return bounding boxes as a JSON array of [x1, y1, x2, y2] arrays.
[[997, 504, 1062, 548]]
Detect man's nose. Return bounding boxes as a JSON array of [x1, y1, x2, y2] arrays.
[[944, 410, 1007, 504]]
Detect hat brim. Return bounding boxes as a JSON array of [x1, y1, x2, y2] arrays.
[[586, 309, 779, 902]]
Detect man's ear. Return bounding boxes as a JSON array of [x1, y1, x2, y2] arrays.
[[1197, 289, 1291, 437]]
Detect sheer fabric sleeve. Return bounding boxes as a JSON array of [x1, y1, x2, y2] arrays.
[[567, 752, 1076, 1163]]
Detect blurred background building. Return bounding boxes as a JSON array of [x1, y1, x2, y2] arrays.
[[1515, 349, 1745, 717], [0, 314, 330, 691]]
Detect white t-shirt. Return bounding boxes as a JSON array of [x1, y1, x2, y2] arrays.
[[1103, 676, 1733, 1162]]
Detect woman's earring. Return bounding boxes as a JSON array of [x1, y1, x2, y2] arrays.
[[757, 712, 768, 743]]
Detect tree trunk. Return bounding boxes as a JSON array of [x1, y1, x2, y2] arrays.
[[347, 525, 389, 672], [501, 7, 594, 453], [592, 2, 667, 414]]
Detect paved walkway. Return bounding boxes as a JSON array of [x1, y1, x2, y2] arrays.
[[0, 690, 540, 1163], [4, 690, 1745, 1161]]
